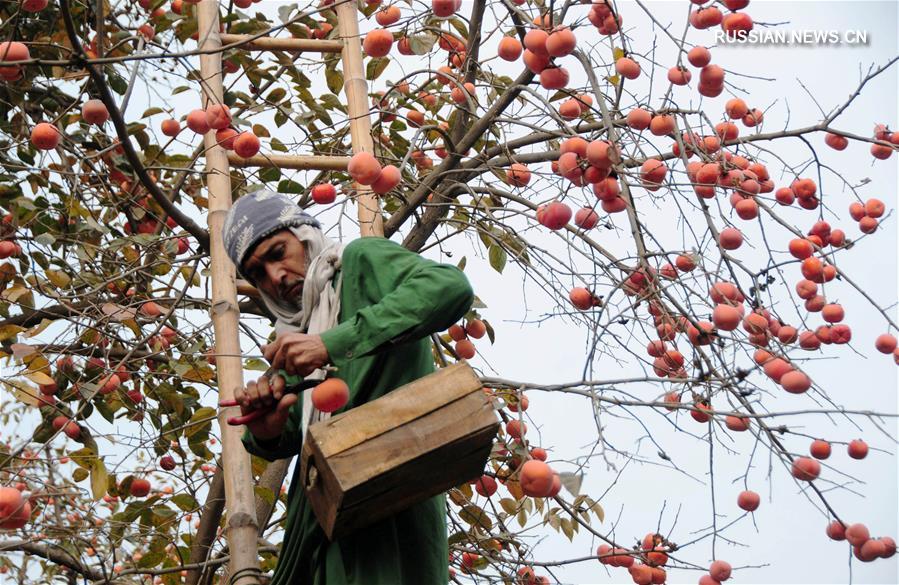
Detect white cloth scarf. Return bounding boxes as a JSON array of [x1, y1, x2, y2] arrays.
[[255, 225, 345, 443]]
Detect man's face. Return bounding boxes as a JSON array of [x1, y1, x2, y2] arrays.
[[241, 229, 306, 304]]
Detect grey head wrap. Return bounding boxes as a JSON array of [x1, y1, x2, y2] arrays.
[[223, 187, 321, 276]]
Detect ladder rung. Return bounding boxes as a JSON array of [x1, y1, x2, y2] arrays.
[[220, 34, 344, 53], [228, 153, 350, 171], [236, 279, 260, 297]]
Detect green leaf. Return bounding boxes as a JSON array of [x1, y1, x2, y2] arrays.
[[267, 88, 287, 103], [499, 498, 519, 515], [449, 18, 469, 40], [244, 358, 269, 371], [171, 494, 198, 512], [270, 137, 288, 153], [142, 107, 164, 118], [488, 245, 507, 273], [560, 518, 574, 541], [320, 94, 345, 112], [152, 505, 177, 526], [91, 459, 108, 500], [366, 58, 389, 81], [69, 447, 98, 469], [277, 3, 296, 23], [138, 549, 166, 568], [558, 471, 582, 496], [185, 407, 215, 439], [254, 485, 275, 505], [447, 531, 468, 546], [408, 32, 437, 55], [460, 504, 492, 530], [278, 179, 304, 194], [326, 69, 344, 95], [259, 167, 281, 183], [107, 68, 128, 95]]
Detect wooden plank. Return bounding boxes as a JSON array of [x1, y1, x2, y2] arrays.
[[328, 390, 496, 494], [300, 438, 343, 537], [227, 153, 350, 171], [309, 361, 483, 457], [220, 33, 344, 53]]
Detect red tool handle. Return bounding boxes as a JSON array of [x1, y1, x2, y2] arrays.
[[218, 399, 270, 426]]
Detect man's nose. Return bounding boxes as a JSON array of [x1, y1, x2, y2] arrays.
[[266, 262, 288, 288]]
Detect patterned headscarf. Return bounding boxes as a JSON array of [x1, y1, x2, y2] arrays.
[[223, 188, 321, 280]]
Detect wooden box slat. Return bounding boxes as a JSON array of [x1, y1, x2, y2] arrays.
[[329, 390, 496, 505], [312, 362, 483, 457], [331, 430, 496, 537], [300, 361, 499, 540]]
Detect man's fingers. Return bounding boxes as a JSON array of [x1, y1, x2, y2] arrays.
[[274, 392, 298, 417], [257, 376, 274, 408], [241, 380, 257, 408], [270, 346, 289, 372], [263, 394, 298, 430], [262, 339, 280, 363], [271, 373, 286, 399]]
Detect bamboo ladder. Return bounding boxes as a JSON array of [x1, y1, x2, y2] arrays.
[[195, 0, 382, 582]]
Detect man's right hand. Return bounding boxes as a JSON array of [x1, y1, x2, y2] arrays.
[[234, 374, 298, 441]]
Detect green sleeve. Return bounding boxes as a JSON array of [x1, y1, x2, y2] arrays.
[[320, 238, 474, 370]]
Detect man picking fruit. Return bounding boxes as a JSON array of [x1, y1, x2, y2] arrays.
[[222, 188, 474, 585]]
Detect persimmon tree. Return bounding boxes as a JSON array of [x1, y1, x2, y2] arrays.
[[0, 0, 897, 584]]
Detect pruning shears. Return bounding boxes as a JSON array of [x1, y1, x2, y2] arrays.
[[218, 368, 321, 426]]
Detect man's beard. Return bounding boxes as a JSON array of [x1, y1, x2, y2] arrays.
[[279, 279, 304, 308]]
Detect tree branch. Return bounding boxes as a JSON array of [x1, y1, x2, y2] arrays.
[[0, 540, 105, 582], [57, 0, 211, 252]]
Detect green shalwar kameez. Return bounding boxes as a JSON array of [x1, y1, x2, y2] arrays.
[[242, 237, 474, 585]]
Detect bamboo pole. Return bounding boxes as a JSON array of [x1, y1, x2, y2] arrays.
[[227, 152, 350, 171], [196, 2, 261, 585], [335, 0, 383, 238], [220, 33, 344, 53]]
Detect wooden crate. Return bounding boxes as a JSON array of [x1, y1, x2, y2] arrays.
[[299, 361, 499, 541]]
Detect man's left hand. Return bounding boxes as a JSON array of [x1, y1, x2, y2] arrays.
[[263, 333, 330, 376]]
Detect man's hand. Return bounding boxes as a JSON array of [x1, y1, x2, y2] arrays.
[[234, 374, 297, 441], [263, 333, 330, 376]]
